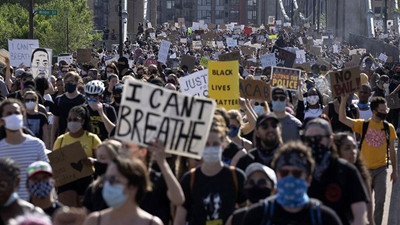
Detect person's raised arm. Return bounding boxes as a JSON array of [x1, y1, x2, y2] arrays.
[[149, 138, 185, 206], [93, 102, 115, 133], [4, 58, 13, 91], [338, 94, 355, 128], [241, 98, 257, 135]]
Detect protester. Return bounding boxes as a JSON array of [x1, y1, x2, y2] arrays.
[[356, 84, 373, 120], [241, 141, 342, 225], [323, 94, 359, 133], [227, 109, 253, 151], [296, 86, 324, 121], [103, 74, 119, 104]]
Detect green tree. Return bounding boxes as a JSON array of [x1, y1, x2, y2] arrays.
[[0, 4, 29, 48]]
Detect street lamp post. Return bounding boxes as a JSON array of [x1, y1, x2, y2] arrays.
[[29, 0, 34, 38]]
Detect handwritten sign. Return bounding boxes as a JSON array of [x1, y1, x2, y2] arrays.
[[271, 66, 301, 90], [227, 39, 238, 48], [115, 80, 216, 159], [239, 79, 271, 101], [329, 66, 361, 97], [76, 49, 91, 63], [260, 54, 277, 68], [8, 39, 39, 67], [192, 41, 202, 50], [157, 40, 171, 64], [379, 53, 388, 63], [48, 142, 93, 187], [208, 60, 240, 110], [179, 70, 208, 97], [272, 46, 296, 68], [181, 54, 196, 72], [58, 54, 73, 65]]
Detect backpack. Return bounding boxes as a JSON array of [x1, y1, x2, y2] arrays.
[[359, 120, 390, 168], [261, 197, 322, 225]]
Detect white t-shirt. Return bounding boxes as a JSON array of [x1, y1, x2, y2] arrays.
[[304, 108, 323, 119], [359, 109, 373, 120]]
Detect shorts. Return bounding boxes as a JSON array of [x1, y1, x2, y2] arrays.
[[57, 176, 93, 195]]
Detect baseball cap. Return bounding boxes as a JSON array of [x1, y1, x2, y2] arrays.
[[271, 86, 287, 97], [27, 161, 53, 179], [256, 112, 280, 127], [378, 75, 389, 82], [245, 163, 277, 186]]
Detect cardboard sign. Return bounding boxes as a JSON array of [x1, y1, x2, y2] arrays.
[[76, 49, 91, 63], [0, 49, 9, 65], [218, 51, 241, 62], [57, 54, 73, 65], [181, 54, 196, 71], [272, 46, 296, 68], [8, 39, 39, 67], [157, 40, 171, 64], [192, 41, 202, 50], [239, 79, 271, 101], [309, 46, 322, 56], [260, 54, 277, 68], [31, 48, 52, 79], [179, 69, 209, 97], [48, 142, 94, 187], [271, 66, 301, 90], [329, 66, 361, 97], [208, 60, 240, 110], [200, 57, 209, 68], [115, 80, 216, 159], [293, 63, 311, 72]]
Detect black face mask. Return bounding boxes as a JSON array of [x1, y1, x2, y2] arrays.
[[93, 161, 108, 176], [65, 83, 77, 93], [377, 112, 387, 121], [303, 136, 331, 164], [244, 186, 272, 203], [114, 96, 122, 104]]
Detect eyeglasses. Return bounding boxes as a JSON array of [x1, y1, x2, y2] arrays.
[[272, 96, 286, 101], [259, 122, 278, 129], [278, 168, 304, 178], [246, 179, 267, 187], [24, 98, 36, 102], [254, 102, 266, 106], [302, 135, 330, 143], [87, 97, 99, 102]]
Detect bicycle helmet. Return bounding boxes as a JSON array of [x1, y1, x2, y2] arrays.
[[85, 80, 105, 95]]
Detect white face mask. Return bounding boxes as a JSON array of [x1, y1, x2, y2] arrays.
[[67, 121, 83, 133], [307, 95, 319, 105], [202, 146, 222, 164], [383, 83, 389, 89], [25, 101, 36, 110], [2, 114, 23, 131]]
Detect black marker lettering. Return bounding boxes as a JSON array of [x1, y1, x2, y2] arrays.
[[126, 83, 142, 103], [150, 88, 163, 109]]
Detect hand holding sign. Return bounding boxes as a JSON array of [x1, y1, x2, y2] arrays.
[[148, 138, 167, 164], [329, 66, 361, 98]]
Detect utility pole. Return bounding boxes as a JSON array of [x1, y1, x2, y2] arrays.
[[119, 0, 123, 57], [291, 0, 294, 25], [383, 0, 388, 33], [29, 0, 34, 39]]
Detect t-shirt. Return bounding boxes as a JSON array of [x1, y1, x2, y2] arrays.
[[180, 166, 246, 225], [278, 114, 302, 142], [52, 94, 86, 136], [358, 109, 372, 121], [308, 158, 369, 225], [53, 131, 101, 157], [353, 119, 397, 169], [84, 103, 117, 141], [222, 142, 242, 165], [241, 198, 342, 225], [0, 135, 48, 200], [236, 145, 280, 172], [25, 112, 48, 139]]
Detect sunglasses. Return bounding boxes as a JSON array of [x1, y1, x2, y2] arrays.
[[246, 179, 267, 187], [24, 98, 36, 102], [272, 96, 286, 101], [278, 168, 304, 178], [259, 122, 278, 129], [87, 97, 99, 103], [254, 102, 266, 106]]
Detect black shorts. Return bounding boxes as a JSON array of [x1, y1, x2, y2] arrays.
[[57, 176, 93, 195]]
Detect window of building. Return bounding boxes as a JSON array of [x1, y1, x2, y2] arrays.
[[374, 7, 381, 14], [167, 1, 175, 9]]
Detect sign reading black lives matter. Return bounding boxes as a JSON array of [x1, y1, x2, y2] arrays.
[[115, 80, 216, 159]]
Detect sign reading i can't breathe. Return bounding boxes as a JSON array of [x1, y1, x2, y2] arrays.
[[271, 66, 301, 90], [114, 80, 216, 159], [208, 60, 240, 110]]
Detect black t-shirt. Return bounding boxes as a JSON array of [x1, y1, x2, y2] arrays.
[[140, 169, 170, 225], [25, 112, 48, 139], [52, 94, 86, 136], [242, 198, 342, 225], [43, 202, 64, 218], [180, 166, 246, 225], [82, 182, 108, 212], [327, 102, 357, 133], [103, 89, 112, 104], [308, 158, 369, 225], [111, 102, 120, 117], [222, 142, 242, 165], [84, 103, 117, 140], [236, 145, 280, 171]]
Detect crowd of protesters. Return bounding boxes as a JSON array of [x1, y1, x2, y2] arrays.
[[1, 20, 400, 225]]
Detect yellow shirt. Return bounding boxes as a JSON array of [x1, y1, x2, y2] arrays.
[[53, 131, 102, 158], [353, 119, 397, 169]]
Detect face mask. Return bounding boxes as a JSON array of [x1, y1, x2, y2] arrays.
[[202, 146, 222, 164], [377, 112, 387, 121], [306, 84, 314, 90], [383, 83, 389, 89], [25, 101, 36, 110], [357, 102, 369, 108], [93, 161, 108, 176], [307, 95, 319, 105], [254, 105, 264, 115], [276, 175, 309, 208], [2, 192, 19, 207], [67, 121, 82, 133], [65, 83, 77, 93], [304, 137, 331, 164], [102, 182, 128, 208], [228, 125, 240, 138], [114, 96, 122, 104], [2, 114, 23, 131], [272, 100, 286, 112], [245, 186, 272, 203], [28, 180, 53, 199]]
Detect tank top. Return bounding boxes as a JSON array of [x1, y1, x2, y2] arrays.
[[328, 102, 356, 133]]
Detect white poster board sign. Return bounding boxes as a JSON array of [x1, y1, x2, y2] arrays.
[[58, 54, 73, 65], [179, 70, 209, 97], [8, 39, 39, 67], [157, 40, 171, 64], [260, 53, 277, 68], [226, 39, 238, 48]]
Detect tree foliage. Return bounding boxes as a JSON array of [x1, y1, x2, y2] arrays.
[[0, 0, 101, 55]]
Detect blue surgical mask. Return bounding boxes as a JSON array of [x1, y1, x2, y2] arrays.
[[276, 175, 309, 208], [2, 192, 19, 207], [102, 182, 128, 208], [228, 125, 240, 138], [272, 100, 286, 112], [254, 105, 264, 115], [357, 102, 369, 108]]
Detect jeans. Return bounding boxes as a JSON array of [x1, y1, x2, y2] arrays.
[[370, 166, 387, 225]]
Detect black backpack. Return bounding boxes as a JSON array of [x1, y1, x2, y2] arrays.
[[359, 120, 390, 168]]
